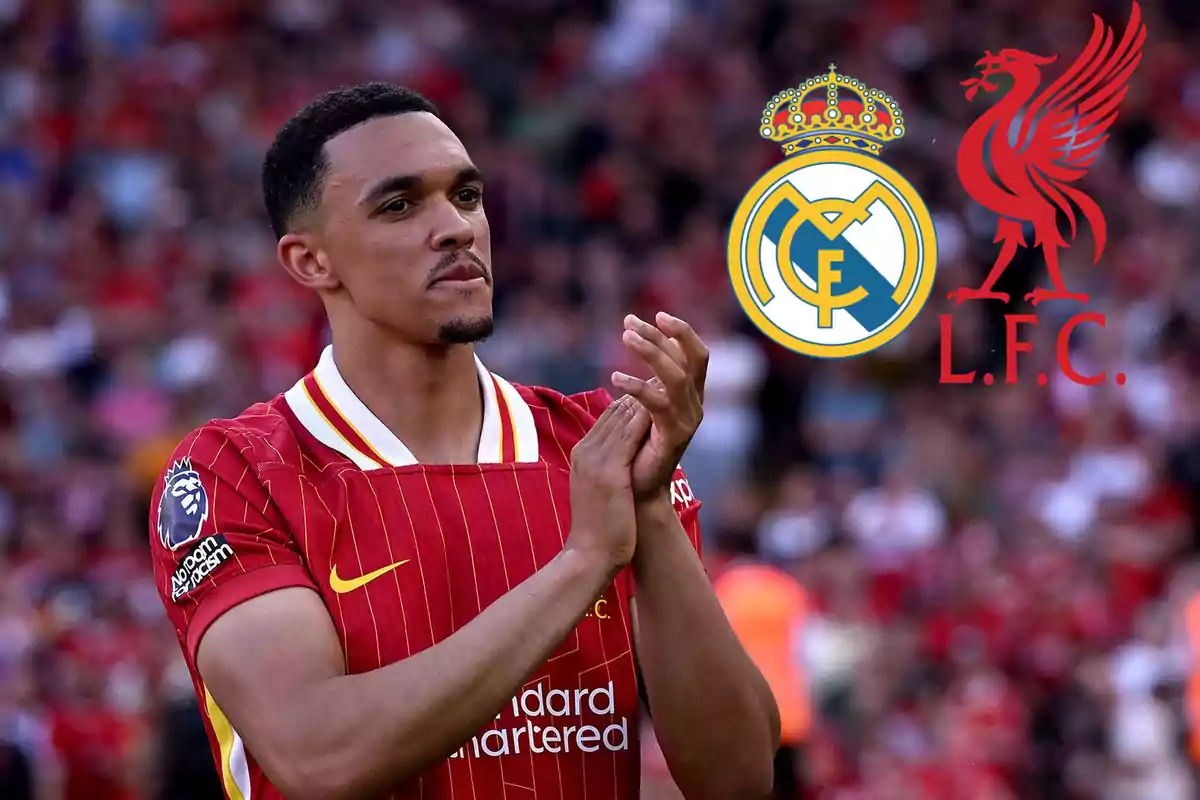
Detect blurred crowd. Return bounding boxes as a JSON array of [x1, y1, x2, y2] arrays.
[[0, 0, 1198, 798]]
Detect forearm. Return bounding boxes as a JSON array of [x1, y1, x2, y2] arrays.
[[282, 547, 617, 800], [633, 495, 780, 799]]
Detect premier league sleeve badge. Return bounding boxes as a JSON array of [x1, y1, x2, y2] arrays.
[[157, 457, 211, 551]]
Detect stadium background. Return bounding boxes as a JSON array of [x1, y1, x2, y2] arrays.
[[0, 0, 1197, 797]]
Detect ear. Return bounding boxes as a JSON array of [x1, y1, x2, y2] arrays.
[[278, 233, 340, 291]]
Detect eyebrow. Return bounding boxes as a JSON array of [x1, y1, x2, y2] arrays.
[[358, 166, 484, 208]]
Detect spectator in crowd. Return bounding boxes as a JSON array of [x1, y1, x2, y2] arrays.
[[0, 1, 1196, 798]]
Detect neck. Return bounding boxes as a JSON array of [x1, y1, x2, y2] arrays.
[[329, 322, 484, 464]]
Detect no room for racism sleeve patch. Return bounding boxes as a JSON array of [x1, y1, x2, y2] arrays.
[[171, 534, 235, 602]]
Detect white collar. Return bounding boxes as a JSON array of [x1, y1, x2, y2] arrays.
[[284, 345, 539, 469]]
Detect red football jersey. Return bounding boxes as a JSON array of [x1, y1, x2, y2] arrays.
[[149, 346, 702, 800]]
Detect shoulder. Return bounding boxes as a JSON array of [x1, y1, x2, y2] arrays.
[[515, 384, 616, 423], [514, 384, 616, 448], [151, 398, 301, 552], [151, 397, 304, 523], [165, 396, 303, 479], [506, 384, 618, 469]]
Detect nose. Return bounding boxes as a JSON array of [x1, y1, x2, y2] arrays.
[[429, 198, 475, 252]]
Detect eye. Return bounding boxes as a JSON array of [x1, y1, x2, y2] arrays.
[[456, 186, 483, 205], [380, 197, 412, 215]]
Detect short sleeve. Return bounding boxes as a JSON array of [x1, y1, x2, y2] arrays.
[[149, 425, 318, 662]]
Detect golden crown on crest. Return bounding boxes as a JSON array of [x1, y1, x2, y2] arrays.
[[760, 64, 906, 156]]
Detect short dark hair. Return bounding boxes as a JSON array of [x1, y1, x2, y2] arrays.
[[261, 83, 439, 239]]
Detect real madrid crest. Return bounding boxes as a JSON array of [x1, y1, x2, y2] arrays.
[[727, 64, 938, 358]]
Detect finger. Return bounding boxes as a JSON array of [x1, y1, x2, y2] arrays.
[[624, 314, 687, 368], [612, 371, 672, 413], [615, 401, 653, 463], [654, 312, 707, 367], [602, 394, 638, 428], [566, 390, 614, 435], [655, 312, 709, 398], [585, 394, 622, 432], [615, 372, 696, 454], [583, 394, 635, 449], [622, 329, 690, 391]]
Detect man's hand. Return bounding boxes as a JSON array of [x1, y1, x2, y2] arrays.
[[565, 394, 652, 569], [611, 312, 708, 501]]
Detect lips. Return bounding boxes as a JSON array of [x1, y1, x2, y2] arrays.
[[431, 260, 487, 285]]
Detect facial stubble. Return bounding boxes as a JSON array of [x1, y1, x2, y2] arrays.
[[437, 315, 494, 345]]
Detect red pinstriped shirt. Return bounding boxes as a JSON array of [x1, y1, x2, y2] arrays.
[[149, 346, 702, 800]]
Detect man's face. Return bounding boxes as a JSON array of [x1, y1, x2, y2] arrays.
[[308, 112, 493, 345]]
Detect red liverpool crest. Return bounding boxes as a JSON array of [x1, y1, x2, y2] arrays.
[[940, 2, 1147, 387]]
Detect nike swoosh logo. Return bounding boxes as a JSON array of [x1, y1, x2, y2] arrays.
[[329, 560, 410, 594]]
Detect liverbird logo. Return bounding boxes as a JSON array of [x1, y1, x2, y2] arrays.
[[939, 2, 1147, 388], [949, 1, 1146, 306]]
